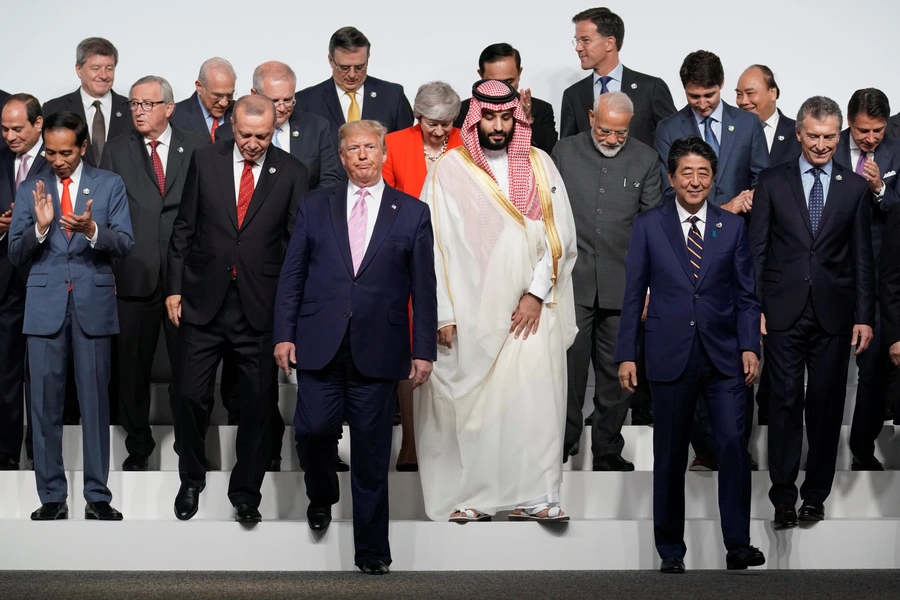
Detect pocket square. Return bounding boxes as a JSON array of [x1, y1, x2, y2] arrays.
[[884, 171, 897, 179]]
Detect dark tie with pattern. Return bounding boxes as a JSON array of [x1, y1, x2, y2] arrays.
[[687, 216, 703, 280], [91, 99, 106, 164], [702, 116, 719, 156], [808, 167, 824, 234], [148, 140, 165, 196]]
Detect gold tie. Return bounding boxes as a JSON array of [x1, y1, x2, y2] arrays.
[[346, 91, 360, 122]]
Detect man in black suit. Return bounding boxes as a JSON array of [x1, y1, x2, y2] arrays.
[[561, 7, 675, 147], [750, 96, 875, 529], [99, 76, 208, 471], [170, 57, 236, 143], [296, 26, 413, 169], [42, 38, 129, 167], [167, 95, 309, 523], [0, 94, 50, 470], [833, 88, 900, 472], [453, 43, 557, 154]]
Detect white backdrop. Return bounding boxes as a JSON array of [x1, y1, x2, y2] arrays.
[[3, 1, 899, 129]]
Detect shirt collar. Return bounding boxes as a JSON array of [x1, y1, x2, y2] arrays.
[[336, 81, 365, 99], [22, 141, 42, 160], [593, 62, 623, 85], [799, 155, 833, 177], [693, 100, 724, 126], [80, 87, 111, 108], [675, 199, 707, 225], [58, 160, 84, 185], [197, 94, 218, 123], [348, 177, 384, 199], [232, 144, 266, 167], [146, 124, 173, 148], [763, 109, 780, 130]]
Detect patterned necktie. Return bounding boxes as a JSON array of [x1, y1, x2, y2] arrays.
[[702, 116, 720, 156], [598, 75, 612, 95], [809, 167, 825, 235], [210, 118, 219, 142], [91, 100, 106, 164], [233, 160, 255, 277], [855, 152, 867, 175], [348, 187, 369, 275], [148, 140, 165, 196], [346, 91, 361, 122], [687, 216, 703, 280], [15, 154, 30, 190]]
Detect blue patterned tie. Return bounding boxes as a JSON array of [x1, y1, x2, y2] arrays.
[[808, 167, 824, 234], [702, 116, 720, 156], [687, 216, 703, 280], [598, 76, 612, 95]]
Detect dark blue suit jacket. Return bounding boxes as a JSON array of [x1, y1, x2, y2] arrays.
[[655, 102, 768, 205], [769, 109, 801, 167], [614, 201, 760, 382], [273, 182, 437, 380]]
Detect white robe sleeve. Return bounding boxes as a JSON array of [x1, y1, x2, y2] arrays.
[[528, 225, 553, 303]]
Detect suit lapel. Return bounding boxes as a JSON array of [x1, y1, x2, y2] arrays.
[[214, 142, 239, 231], [164, 129, 188, 199], [329, 187, 354, 275], [785, 161, 813, 238], [695, 206, 720, 288], [360, 79, 378, 120], [127, 131, 161, 194], [577, 75, 593, 118], [679, 106, 700, 139], [717, 104, 736, 177], [324, 83, 346, 127], [356, 186, 400, 277], [239, 150, 282, 229], [69, 167, 98, 248], [660, 202, 695, 284]]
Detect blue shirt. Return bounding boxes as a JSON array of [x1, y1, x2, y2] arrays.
[[196, 94, 223, 133], [593, 62, 624, 100], [692, 101, 723, 143], [799, 155, 832, 207]]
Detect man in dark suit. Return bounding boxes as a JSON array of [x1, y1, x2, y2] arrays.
[[9, 111, 134, 520], [735, 65, 801, 167], [0, 90, 10, 150], [167, 95, 309, 524], [42, 38, 129, 167], [888, 112, 900, 140], [833, 88, 900, 472], [296, 26, 413, 170], [561, 8, 675, 147], [99, 76, 208, 471], [274, 119, 436, 575], [616, 136, 763, 573], [169, 57, 236, 143], [552, 91, 661, 470], [750, 96, 875, 528], [0, 94, 50, 470], [454, 43, 557, 154]]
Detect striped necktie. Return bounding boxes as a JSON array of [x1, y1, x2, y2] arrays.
[[687, 216, 703, 279]]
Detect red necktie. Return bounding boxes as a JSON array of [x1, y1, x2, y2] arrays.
[[233, 160, 255, 276], [210, 118, 219, 142], [60, 177, 74, 290], [148, 140, 165, 196]]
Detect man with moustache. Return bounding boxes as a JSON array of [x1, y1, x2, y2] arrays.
[[100, 76, 208, 471], [167, 95, 309, 523], [552, 91, 661, 469], [170, 58, 237, 143], [735, 65, 801, 167]]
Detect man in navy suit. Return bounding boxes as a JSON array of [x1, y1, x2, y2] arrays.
[[169, 57, 237, 143], [833, 88, 900, 472], [274, 120, 437, 575], [8, 111, 134, 521], [0, 94, 50, 470], [750, 96, 874, 528], [616, 136, 763, 573]]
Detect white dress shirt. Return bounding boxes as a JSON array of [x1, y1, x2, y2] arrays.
[[675, 199, 708, 245], [762, 109, 780, 153], [347, 177, 384, 252], [233, 145, 266, 203], [35, 161, 98, 246], [145, 125, 172, 175], [273, 121, 291, 153], [592, 62, 624, 100], [80, 88, 113, 142], [693, 101, 724, 145], [336, 82, 365, 122], [849, 137, 885, 199]]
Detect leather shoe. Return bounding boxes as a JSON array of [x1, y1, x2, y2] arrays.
[[726, 545, 765, 570], [235, 503, 262, 523], [85, 501, 123, 520], [630, 408, 653, 426], [122, 453, 149, 471], [851, 455, 884, 471], [0, 453, 20, 470], [336, 458, 350, 472], [593, 453, 635, 472], [31, 502, 68, 520], [689, 453, 718, 471], [660, 556, 685, 574], [798, 500, 824, 522], [749, 455, 759, 471], [773, 503, 798, 530], [174, 483, 204, 521], [562, 441, 580, 463], [584, 414, 594, 426], [307, 504, 332, 531], [361, 558, 390, 575], [268, 459, 282, 472]]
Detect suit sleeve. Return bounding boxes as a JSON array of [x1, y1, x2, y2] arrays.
[[877, 168, 900, 213], [273, 191, 310, 345], [650, 79, 677, 133], [7, 180, 40, 266], [852, 184, 876, 326], [92, 175, 134, 258], [395, 88, 414, 131], [748, 173, 773, 306], [531, 104, 558, 154], [731, 220, 761, 354], [614, 214, 650, 363], [880, 206, 900, 344], [167, 152, 200, 296], [410, 204, 438, 361], [315, 121, 342, 190], [559, 89, 578, 139], [284, 162, 309, 240], [640, 152, 663, 212], [655, 124, 675, 202], [748, 118, 769, 188]]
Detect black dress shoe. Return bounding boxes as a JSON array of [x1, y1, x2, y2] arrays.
[[593, 453, 635, 472], [336, 458, 350, 472], [584, 414, 594, 426], [268, 459, 282, 472], [631, 408, 654, 426], [122, 453, 149, 471], [174, 483, 204, 521], [726, 545, 765, 570], [773, 503, 798, 530], [235, 503, 262, 523], [85, 501, 123, 521], [851, 455, 884, 471], [361, 558, 390, 575], [562, 441, 580, 464], [798, 500, 825, 522], [749, 456, 759, 471], [660, 556, 685, 574], [0, 453, 20, 470], [31, 502, 68, 520], [62, 415, 80, 426], [395, 462, 418, 472], [689, 453, 718, 471], [307, 504, 332, 531]]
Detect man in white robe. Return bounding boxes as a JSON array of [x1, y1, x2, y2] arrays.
[[416, 79, 578, 522]]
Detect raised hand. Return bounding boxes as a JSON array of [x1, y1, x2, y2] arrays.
[[32, 181, 54, 234]]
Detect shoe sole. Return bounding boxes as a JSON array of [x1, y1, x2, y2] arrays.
[[85, 514, 124, 521], [31, 512, 68, 521], [727, 557, 766, 570], [773, 520, 798, 530], [798, 514, 823, 522]]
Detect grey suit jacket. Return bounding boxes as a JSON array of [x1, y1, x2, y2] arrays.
[[552, 132, 662, 309]]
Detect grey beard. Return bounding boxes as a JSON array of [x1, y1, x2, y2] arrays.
[[592, 135, 626, 157]]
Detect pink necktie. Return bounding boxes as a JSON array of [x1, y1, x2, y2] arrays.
[[348, 188, 369, 275], [856, 152, 867, 175], [15, 154, 29, 190]]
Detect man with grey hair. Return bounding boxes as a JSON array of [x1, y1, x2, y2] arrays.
[[750, 95, 875, 529], [100, 76, 209, 471], [43, 37, 129, 167], [552, 91, 661, 470], [170, 57, 237, 142]]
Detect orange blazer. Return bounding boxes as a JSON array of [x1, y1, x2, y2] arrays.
[[383, 124, 463, 198]]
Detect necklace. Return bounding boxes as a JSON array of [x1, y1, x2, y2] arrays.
[[424, 137, 449, 161]]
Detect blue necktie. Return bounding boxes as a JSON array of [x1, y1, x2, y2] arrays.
[[702, 116, 719, 156], [687, 216, 703, 280], [808, 167, 824, 234], [598, 76, 612, 95], [272, 128, 282, 149]]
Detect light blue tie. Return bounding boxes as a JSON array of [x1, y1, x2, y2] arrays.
[[702, 116, 719, 156], [272, 128, 282, 149], [808, 167, 824, 234]]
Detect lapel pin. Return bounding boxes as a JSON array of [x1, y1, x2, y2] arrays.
[[550, 186, 557, 193], [778, 135, 785, 141], [83, 188, 90, 195], [631, 83, 637, 90], [836, 174, 842, 181], [634, 182, 640, 188], [370, 91, 377, 98], [715, 222, 722, 228], [292, 130, 299, 138], [115, 111, 122, 118], [269, 167, 277, 174], [40, 150, 46, 157], [391, 204, 397, 210], [177, 147, 184, 153], [727, 125, 735, 132]]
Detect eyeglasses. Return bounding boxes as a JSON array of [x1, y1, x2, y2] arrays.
[[128, 100, 166, 111], [332, 60, 367, 74], [596, 127, 628, 140], [207, 91, 235, 103], [572, 36, 604, 48], [272, 98, 297, 109]]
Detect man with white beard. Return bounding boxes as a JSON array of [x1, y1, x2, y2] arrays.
[[552, 91, 661, 470]]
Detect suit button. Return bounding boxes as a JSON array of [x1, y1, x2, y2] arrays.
[[599, 188, 605, 194], [810, 251, 816, 256], [343, 312, 349, 318], [65, 279, 70, 284], [602, 168, 608, 174], [690, 321, 695, 327], [352, 282, 358, 287], [226, 266, 233, 272], [597, 209, 603, 214], [804, 275, 810, 282], [694, 294, 699, 299], [596, 229, 601, 235], [235, 240, 241, 245]]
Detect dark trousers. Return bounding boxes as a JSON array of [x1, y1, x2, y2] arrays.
[[221, 361, 283, 460], [650, 332, 751, 559], [295, 330, 397, 568], [172, 284, 277, 507], [0, 275, 27, 458], [116, 280, 177, 457], [850, 306, 890, 458], [29, 292, 112, 503], [766, 296, 850, 506], [691, 385, 756, 457], [755, 361, 771, 424]]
